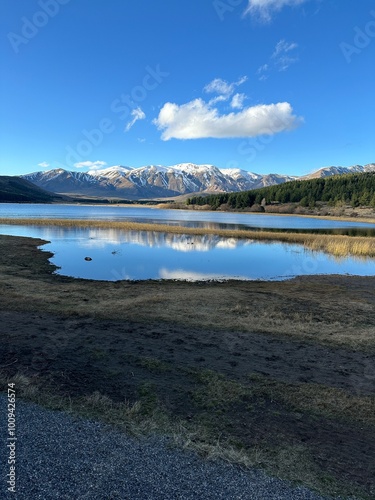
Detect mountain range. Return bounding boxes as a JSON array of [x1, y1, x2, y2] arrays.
[[22, 163, 375, 200]]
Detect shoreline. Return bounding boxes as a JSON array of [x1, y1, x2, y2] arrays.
[[3, 201, 375, 224], [68, 203, 375, 225]]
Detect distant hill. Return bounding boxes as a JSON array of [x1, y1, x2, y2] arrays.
[[0, 176, 64, 203], [22, 163, 375, 199], [187, 171, 375, 210]]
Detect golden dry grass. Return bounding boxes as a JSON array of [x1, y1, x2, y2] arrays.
[[263, 211, 375, 225]]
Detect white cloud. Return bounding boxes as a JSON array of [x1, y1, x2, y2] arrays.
[[231, 93, 246, 109], [276, 55, 299, 71], [257, 63, 269, 74], [257, 40, 298, 80], [154, 98, 302, 140], [245, 0, 308, 22], [38, 162, 50, 168], [74, 160, 107, 170], [272, 39, 299, 71], [272, 39, 298, 57], [208, 94, 229, 106], [204, 76, 247, 97], [125, 107, 146, 132], [204, 78, 233, 96], [257, 64, 270, 81]]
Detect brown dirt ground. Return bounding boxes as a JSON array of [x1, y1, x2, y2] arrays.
[[0, 235, 374, 497]]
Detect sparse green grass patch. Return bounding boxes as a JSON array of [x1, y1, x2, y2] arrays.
[[246, 373, 375, 425], [191, 369, 248, 410]]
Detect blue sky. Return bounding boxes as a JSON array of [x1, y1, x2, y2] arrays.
[[1, 0, 374, 176]]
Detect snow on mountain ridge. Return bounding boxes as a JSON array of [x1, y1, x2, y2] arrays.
[[21, 163, 374, 200], [170, 163, 218, 173], [220, 168, 262, 181], [88, 166, 134, 177], [301, 163, 375, 179]]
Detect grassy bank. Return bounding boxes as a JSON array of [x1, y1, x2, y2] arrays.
[[0, 217, 375, 258]]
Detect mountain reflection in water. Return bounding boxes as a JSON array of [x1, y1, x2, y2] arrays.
[[0, 224, 374, 281]]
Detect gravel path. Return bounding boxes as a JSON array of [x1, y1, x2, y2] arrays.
[[0, 395, 340, 500]]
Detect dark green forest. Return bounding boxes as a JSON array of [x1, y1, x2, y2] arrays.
[[186, 172, 375, 210]]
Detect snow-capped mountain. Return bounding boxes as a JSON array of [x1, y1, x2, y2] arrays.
[[23, 168, 116, 197], [88, 165, 134, 178], [22, 164, 247, 198], [302, 163, 375, 179], [21, 163, 375, 199]]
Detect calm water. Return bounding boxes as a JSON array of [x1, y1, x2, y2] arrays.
[[0, 224, 374, 281], [1, 203, 375, 235]]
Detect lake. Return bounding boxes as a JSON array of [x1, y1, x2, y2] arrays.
[[1, 203, 375, 234], [0, 218, 374, 281]]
